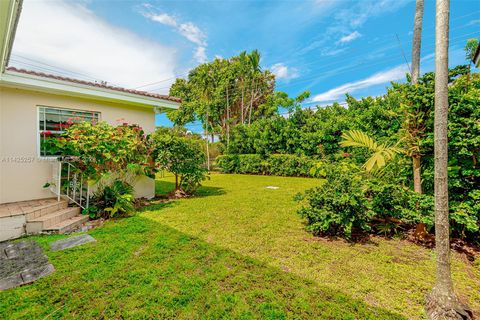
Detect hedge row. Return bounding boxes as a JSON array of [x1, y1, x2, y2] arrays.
[[216, 154, 318, 177]]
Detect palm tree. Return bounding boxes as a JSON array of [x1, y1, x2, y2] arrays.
[[248, 50, 261, 125], [238, 51, 249, 124], [426, 0, 472, 318], [411, 0, 424, 84], [340, 130, 402, 173], [411, 0, 425, 194]]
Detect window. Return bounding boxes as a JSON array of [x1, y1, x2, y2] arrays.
[[38, 106, 100, 157]]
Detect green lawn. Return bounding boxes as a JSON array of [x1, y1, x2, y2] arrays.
[[1, 174, 478, 319]]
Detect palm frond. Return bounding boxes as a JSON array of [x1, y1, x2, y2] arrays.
[[340, 130, 403, 172]]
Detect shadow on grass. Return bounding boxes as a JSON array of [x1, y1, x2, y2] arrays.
[[155, 179, 226, 198], [0, 215, 406, 319], [193, 185, 225, 198], [136, 200, 178, 213]]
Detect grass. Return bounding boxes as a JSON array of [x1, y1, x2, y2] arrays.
[[1, 173, 479, 319]]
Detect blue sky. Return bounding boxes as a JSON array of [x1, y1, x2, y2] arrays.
[[10, 0, 480, 132]]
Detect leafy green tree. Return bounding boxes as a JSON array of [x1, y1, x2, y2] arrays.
[[151, 129, 208, 194], [465, 38, 479, 67], [168, 50, 276, 134]]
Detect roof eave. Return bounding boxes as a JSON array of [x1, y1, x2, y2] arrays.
[[0, 0, 22, 74], [0, 69, 180, 110]]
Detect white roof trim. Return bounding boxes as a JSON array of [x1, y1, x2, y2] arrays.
[[0, 0, 22, 73], [0, 70, 179, 110]]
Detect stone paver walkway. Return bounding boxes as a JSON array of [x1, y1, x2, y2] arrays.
[[0, 241, 54, 290], [50, 234, 96, 251]]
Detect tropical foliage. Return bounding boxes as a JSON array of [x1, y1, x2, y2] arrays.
[[297, 161, 434, 238], [168, 50, 276, 136], [215, 61, 479, 242], [47, 121, 155, 218], [46, 122, 209, 216], [339, 130, 402, 172]]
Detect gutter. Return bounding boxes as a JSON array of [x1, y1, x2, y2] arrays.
[[4, 0, 22, 68], [1, 0, 23, 74]]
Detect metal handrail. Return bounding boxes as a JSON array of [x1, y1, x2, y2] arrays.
[[51, 158, 90, 210]]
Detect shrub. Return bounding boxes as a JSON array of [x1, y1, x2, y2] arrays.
[[151, 130, 208, 194], [47, 121, 155, 219], [87, 180, 135, 219], [297, 163, 373, 237], [450, 190, 480, 238], [297, 161, 435, 238], [268, 154, 315, 177], [237, 154, 266, 174], [216, 154, 239, 173], [217, 153, 316, 177], [365, 180, 434, 227], [57, 121, 155, 181]]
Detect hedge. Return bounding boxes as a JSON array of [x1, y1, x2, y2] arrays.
[[216, 154, 318, 177]]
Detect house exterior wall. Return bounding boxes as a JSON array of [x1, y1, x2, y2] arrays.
[[0, 86, 156, 204]]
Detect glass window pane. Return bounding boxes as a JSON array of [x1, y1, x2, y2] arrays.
[[38, 106, 100, 157]]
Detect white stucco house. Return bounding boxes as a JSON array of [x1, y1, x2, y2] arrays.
[[0, 0, 180, 241]]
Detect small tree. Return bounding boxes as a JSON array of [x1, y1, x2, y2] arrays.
[[151, 130, 208, 194]]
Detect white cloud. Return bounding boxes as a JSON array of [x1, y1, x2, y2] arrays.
[[467, 19, 480, 26], [336, 0, 411, 29], [194, 47, 207, 63], [143, 10, 207, 63], [302, 0, 411, 54], [312, 64, 409, 102], [178, 22, 206, 46], [147, 12, 177, 27], [11, 0, 177, 92], [321, 47, 347, 56], [339, 31, 361, 43], [270, 63, 299, 81]]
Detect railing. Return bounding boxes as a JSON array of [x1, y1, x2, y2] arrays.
[[51, 158, 90, 210]]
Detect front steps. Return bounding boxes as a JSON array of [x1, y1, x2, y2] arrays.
[[25, 200, 88, 234]]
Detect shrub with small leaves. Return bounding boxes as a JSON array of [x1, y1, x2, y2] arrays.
[[151, 129, 208, 194]]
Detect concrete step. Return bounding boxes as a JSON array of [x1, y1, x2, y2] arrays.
[[25, 200, 69, 220], [43, 215, 89, 234], [26, 207, 81, 234]]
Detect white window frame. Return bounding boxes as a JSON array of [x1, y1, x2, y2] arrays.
[[37, 106, 101, 158]]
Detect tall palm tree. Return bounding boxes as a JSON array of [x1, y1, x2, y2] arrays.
[[426, 0, 472, 318], [411, 0, 424, 84], [238, 51, 249, 124], [248, 50, 261, 125], [411, 0, 425, 194]]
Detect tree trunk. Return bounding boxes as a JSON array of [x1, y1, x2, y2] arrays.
[[413, 154, 422, 193], [175, 174, 179, 190], [248, 86, 254, 125], [226, 86, 230, 149], [411, 0, 424, 84], [205, 112, 210, 171], [426, 0, 472, 318], [241, 86, 245, 125], [411, 0, 424, 195]]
